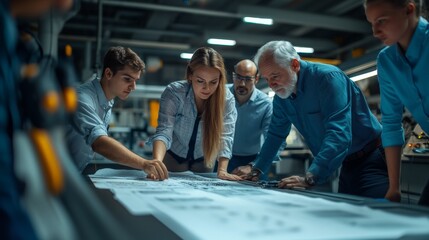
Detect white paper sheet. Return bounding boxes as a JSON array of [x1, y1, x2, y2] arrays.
[[89, 168, 429, 239]]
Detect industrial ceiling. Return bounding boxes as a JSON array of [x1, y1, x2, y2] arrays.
[[58, 0, 392, 85]]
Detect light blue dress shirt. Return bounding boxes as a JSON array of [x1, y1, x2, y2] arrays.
[[149, 81, 237, 160], [377, 17, 429, 147], [66, 78, 114, 171], [228, 84, 272, 156], [254, 61, 382, 183]]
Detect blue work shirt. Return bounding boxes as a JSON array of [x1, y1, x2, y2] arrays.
[[66, 77, 114, 172], [254, 60, 382, 183], [377, 17, 429, 147], [228, 84, 272, 156], [149, 81, 237, 160], [0, 1, 37, 239]]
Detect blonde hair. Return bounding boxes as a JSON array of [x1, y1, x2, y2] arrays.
[[186, 47, 226, 168], [364, 0, 424, 17]]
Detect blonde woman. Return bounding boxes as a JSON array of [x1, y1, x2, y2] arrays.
[[149, 47, 241, 180]]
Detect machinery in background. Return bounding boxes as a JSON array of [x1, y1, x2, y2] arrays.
[[401, 124, 429, 204], [403, 124, 429, 158], [274, 125, 312, 178]]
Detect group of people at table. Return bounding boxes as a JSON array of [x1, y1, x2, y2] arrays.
[[66, 0, 429, 205], [2, 1, 428, 238]]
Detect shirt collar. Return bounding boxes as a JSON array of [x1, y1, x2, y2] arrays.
[[248, 86, 258, 102], [404, 17, 428, 64], [185, 81, 194, 100], [294, 59, 307, 98], [229, 84, 257, 103], [92, 78, 114, 109]]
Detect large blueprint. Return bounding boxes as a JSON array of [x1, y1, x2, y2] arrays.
[[90, 169, 429, 240]]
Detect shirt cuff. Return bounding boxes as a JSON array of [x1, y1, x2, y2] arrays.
[[148, 135, 171, 149], [87, 125, 108, 145], [381, 129, 404, 147], [307, 163, 329, 185]]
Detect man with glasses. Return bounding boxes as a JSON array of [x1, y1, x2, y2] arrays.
[[215, 59, 273, 176]]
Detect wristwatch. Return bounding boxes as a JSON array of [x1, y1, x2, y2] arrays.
[[249, 168, 262, 179], [304, 172, 317, 186]]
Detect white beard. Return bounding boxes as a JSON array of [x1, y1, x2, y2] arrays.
[[275, 86, 295, 99], [274, 71, 297, 99]]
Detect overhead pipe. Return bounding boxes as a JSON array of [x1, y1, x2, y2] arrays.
[[102, 0, 240, 18]]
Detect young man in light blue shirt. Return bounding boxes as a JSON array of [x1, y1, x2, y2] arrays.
[[246, 41, 390, 200], [216, 59, 272, 174], [66, 46, 168, 180]]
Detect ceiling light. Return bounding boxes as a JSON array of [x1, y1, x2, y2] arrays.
[[350, 70, 377, 82], [294, 47, 314, 54], [243, 17, 273, 25], [207, 38, 236, 46], [180, 53, 193, 59]]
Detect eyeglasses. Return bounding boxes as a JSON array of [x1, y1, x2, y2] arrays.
[[232, 72, 256, 83]]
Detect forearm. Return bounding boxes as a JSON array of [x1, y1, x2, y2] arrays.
[[217, 157, 229, 172], [153, 140, 167, 161], [92, 136, 144, 170], [384, 146, 402, 190], [254, 135, 284, 173]]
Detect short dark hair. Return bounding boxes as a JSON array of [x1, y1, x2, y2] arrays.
[[102, 46, 145, 76]]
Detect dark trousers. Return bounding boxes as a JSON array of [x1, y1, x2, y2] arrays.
[[164, 151, 211, 173], [418, 178, 429, 206], [339, 146, 389, 199]]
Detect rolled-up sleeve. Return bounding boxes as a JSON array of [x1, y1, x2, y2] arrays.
[[218, 93, 237, 159], [378, 58, 405, 147], [149, 85, 180, 149], [71, 95, 108, 146]]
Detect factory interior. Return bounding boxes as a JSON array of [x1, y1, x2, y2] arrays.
[[2, 0, 429, 239]]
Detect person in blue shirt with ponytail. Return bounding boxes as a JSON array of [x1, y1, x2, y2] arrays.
[[365, 0, 429, 205]]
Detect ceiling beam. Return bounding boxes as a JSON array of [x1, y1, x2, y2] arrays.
[[60, 35, 191, 50], [238, 5, 370, 33], [290, 0, 364, 36], [64, 23, 198, 38], [102, 0, 238, 18], [319, 36, 379, 58], [144, 0, 180, 41], [205, 30, 338, 51]]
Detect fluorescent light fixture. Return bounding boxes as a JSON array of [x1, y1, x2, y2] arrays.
[[180, 53, 193, 59], [294, 47, 314, 54], [350, 70, 378, 82], [268, 91, 275, 98], [243, 17, 273, 25], [207, 38, 236, 46]]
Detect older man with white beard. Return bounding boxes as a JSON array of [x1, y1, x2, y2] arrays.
[[245, 41, 390, 200]]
